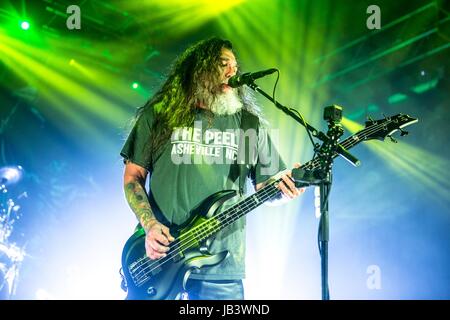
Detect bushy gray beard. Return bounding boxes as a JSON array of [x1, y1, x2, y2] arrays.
[[209, 90, 243, 115]]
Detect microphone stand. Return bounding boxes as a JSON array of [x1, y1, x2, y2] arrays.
[[245, 82, 360, 166], [245, 81, 359, 300]]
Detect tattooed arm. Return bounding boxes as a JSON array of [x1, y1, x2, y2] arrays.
[[123, 161, 174, 260]]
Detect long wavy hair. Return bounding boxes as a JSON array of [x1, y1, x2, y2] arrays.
[[136, 37, 264, 163]]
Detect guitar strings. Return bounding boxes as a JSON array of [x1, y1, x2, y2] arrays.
[[130, 119, 395, 285]]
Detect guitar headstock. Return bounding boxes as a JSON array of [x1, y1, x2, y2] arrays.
[[363, 113, 418, 142]]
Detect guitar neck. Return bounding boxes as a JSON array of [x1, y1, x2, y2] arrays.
[[192, 123, 384, 241]]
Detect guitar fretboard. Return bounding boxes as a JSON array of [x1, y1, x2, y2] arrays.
[[185, 120, 393, 243]]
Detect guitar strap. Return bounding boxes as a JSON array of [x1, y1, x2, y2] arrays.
[[228, 109, 260, 195]]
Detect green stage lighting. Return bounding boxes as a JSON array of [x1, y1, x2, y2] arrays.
[[20, 21, 30, 30]]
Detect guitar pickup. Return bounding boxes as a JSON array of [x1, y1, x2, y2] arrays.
[[150, 265, 162, 276], [172, 249, 184, 263]]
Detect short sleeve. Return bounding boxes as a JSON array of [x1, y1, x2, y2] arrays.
[[251, 127, 287, 186], [120, 108, 154, 171]]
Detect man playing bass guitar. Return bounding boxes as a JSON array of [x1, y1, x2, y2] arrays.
[[121, 37, 304, 300]]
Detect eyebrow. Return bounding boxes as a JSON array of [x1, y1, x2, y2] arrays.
[[219, 55, 237, 67], [220, 56, 237, 64]]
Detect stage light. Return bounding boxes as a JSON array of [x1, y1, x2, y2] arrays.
[[388, 93, 408, 104], [122, 1, 244, 35], [341, 116, 449, 206], [411, 78, 438, 94], [0, 31, 132, 154], [132, 82, 139, 89], [20, 21, 30, 30], [69, 59, 75, 66], [0, 165, 24, 185]]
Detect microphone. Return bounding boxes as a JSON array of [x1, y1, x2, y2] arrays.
[[228, 68, 277, 88]]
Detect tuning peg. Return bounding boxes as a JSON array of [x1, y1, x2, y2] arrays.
[[366, 115, 374, 123], [399, 128, 409, 136], [388, 135, 398, 143]]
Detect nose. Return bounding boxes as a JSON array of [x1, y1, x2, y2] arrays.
[[225, 64, 237, 79]]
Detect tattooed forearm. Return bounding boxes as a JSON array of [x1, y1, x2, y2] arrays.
[[124, 181, 156, 232]]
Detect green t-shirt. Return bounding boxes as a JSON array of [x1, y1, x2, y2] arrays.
[[120, 107, 286, 280]]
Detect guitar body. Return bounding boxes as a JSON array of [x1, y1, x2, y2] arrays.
[[121, 190, 236, 300]]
